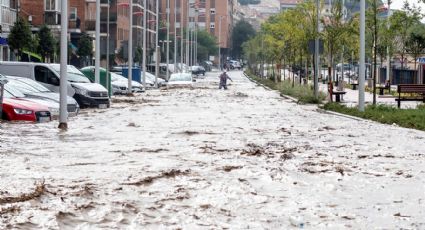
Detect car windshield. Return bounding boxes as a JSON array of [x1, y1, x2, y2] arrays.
[[169, 74, 191, 82], [5, 80, 38, 94], [15, 78, 51, 92], [51, 65, 91, 83], [4, 84, 26, 98]]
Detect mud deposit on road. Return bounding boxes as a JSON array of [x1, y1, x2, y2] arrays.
[[1, 71, 425, 229]]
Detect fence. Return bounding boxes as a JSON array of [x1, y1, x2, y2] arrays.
[[379, 68, 418, 85]]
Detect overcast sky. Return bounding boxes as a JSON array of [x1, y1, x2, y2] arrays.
[[392, 0, 425, 12], [392, 0, 425, 21]]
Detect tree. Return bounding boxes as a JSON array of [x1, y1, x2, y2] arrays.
[[77, 33, 93, 57], [37, 25, 56, 62], [8, 17, 33, 60], [196, 30, 218, 62], [405, 23, 425, 69], [390, 2, 421, 69], [231, 20, 256, 59], [134, 45, 143, 64]]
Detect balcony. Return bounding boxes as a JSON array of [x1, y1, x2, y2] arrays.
[[1, 6, 17, 30]]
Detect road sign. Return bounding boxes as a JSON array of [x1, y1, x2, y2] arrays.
[[308, 40, 324, 54]]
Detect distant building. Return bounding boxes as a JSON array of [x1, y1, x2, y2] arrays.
[[280, 0, 300, 12], [0, 0, 18, 61], [159, 0, 234, 65]]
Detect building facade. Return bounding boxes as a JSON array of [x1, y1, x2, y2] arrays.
[[159, 0, 234, 64], [0, 0, 18, 61]]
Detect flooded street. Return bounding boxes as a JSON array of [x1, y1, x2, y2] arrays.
[[1, 70, 425, 229]]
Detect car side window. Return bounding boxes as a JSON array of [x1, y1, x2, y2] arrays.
[[35, 66, 59, 86], [35, 66, 48, 83]]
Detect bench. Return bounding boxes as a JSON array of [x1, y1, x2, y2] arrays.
[[350, 83, 359, 90], [332, 91, 346, 102], [377, 85, 390, 95], [395, 84, 425, 108]]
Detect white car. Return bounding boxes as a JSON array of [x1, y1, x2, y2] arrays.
[[144, 72, 166, 87], [167, 73, 193, 89], [110, 72, 143, 94]]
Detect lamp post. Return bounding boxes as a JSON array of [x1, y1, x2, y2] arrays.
[[106, 0, 110, 96], [180, 0, 184, 72], [359, 0, 365, 111], [386, 0, 391, 82], [218, 15, 224, 71], [166, 0, 170, 81], [174, 0, 177, 72], [314, 0, 319, 99], [142, 0, 147, 89], [155, 0, 159, 88], [128, 0, 133, 94], [59, 0, 68, 129], [95, 0, 100, 84]]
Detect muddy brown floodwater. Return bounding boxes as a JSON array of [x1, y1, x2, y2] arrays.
[[1, 71, 425, 229]]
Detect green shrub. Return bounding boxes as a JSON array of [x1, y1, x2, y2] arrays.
[[323, 103, 425, 131]]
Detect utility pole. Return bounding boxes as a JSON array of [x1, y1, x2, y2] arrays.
[[218, 16, 223, 71], [95, 0, 100, 83], [386, 0, 391, 82], [155, 0, 159, 87], [373, 0, 378, 105], [314, 0, 320, 99], [106, 0, 110, 96], [142, 0, 147, 89], [180, 0, 184, 72], [128, 0, 133, 94], [59, 0, 68, 129], [359, 0, 365, 111], [166, 0, 170, 81], [174, 0, 177, 72]]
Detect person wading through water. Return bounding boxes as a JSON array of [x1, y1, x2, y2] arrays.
[[219, 70, 233, 90]]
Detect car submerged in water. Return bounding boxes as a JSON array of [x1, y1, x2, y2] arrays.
[[2, 75, 79, 116]]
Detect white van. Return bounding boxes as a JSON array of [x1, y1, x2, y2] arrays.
[[0, 62, 110, 108]]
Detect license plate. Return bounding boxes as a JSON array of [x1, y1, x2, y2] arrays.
[[98, 104, 108, 109], [38, 116, 50, 123]]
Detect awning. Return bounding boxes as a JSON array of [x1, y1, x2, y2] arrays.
[[418, 57, 425, 64], [0, 37, 7, 46]]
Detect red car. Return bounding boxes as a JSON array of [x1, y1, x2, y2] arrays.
[[1, 97, 51, 122]]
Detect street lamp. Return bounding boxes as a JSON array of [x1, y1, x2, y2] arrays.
[[218, 15, 225, 71], [359, 0, 366, 111], [95, 0, 100, 84], [59, 0, 68, 129]]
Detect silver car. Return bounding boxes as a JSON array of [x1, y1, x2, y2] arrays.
[[3, 75, 80, 116]]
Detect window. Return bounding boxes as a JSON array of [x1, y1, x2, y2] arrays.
[[210, 23, 215, 29], [35, 66, 59, 86], [69, 7, 77, 21], [210, 8, 215, 15], [45, 0, 60, 11]]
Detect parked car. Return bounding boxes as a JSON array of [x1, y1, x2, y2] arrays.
[[0, 62, 110, 109], [3, 76, 79, 116], [201, 61, 213, 71], [1, 97, 51, 122], [190, 66, 206, 76], [50, 64, 110, 108], [143, 71, 167, 87], [110, 72, 144, 94], [167, 73, 193, 89], [3, 82, 60, 118]]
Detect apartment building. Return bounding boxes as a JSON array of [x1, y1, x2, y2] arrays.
[[159, 0, 234, 64], [0, 0, 18, 61], [18, 0, 134, 66]]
